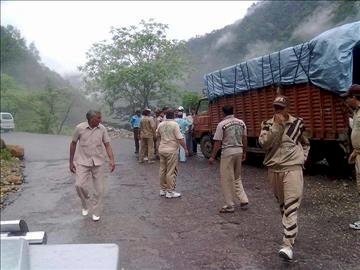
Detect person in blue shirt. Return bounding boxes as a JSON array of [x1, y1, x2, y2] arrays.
[[175, 111, 190, 162], [129, 110, 141, 154]]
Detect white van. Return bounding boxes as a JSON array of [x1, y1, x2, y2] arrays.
[[0, 112, 15, 132]]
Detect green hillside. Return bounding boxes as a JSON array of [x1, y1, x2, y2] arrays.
[[184, 1, 360, 91], [0, 25, 100, 134]]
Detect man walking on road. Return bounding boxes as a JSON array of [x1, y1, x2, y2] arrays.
[[156, 109, 188, 198], [258, 95, 310, 261], [209, 105, 249, 213], [341, 84, 360, 230], [69, 110, 115, 221], [130, 110, 141, 154]]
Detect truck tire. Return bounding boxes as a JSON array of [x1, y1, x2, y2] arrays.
[[200, 135, 213, 159], [325, 143, 350, 175]]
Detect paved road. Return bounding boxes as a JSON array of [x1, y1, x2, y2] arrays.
[[1, 132, 359, 269]]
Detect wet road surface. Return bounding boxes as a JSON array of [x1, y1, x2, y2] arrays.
[[1, 132, 359, 269]]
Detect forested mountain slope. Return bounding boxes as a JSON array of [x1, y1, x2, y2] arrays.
[[0, 25, 98, 134], [184, 1, 360, 91]]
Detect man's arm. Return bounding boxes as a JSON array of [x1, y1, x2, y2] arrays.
[[258, 118, 284, 150], [177, 138, 189, 156], [69, 141, 77, 173], [242, 135, 248, 161], [104, 142, 115, 172], [299, 129, 310, 162], [209, 140, 221, 164]]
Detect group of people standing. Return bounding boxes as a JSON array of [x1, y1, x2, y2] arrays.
[[68, 84, 359, 262], [129, 106, 197, 164]]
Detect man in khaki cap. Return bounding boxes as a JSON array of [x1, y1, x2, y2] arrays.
[[259, 95, 310, 261], [341, 84, 360, 230]]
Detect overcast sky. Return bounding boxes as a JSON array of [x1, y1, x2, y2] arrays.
[[1, 1, 256, 75]]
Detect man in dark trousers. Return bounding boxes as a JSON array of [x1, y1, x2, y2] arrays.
[[130, 110, 141, 154]]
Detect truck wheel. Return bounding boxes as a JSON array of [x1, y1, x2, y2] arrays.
[[200, 135, 213, 159], [325, 143, 350, 175]]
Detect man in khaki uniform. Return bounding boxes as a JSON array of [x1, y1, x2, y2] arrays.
[[259, 95, 310, 260], [341, 84, 360, 230], [69, 110, 115, 221], [156, 109, 188, 198], [209, 105, 249, 213], [139, 108, 156, 164]]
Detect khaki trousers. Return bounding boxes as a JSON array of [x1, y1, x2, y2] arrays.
[[139, 137, 154, 161], [268, 169, 303, 247], [220, 153, 248, 207], [75, 164, 105, 217], [355, 155, 360, 195], [159, 152, 178, 191]]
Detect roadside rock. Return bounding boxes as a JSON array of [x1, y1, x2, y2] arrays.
[[7, 144, 25, 159]]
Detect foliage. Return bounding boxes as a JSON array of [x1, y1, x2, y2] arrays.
[[0, 73, 77, 134], [1, 25, 69, 91], [0, 25, 27, 69], [1, 25, 101, 134], [181, 91, 202, 111], [80, 19, 190, 112], [0, 148, 12, 161]]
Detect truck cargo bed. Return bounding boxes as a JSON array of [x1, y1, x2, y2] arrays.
[[208, 83, 348, 140]]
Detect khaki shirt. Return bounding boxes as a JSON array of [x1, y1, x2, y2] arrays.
[[140, 116, 156, 138], [156, 119, 184, 154], [258, 114, 310, 171], [213, 115, 247, 157], [351, 107, 360, 149], [72, 122, 110, 166]]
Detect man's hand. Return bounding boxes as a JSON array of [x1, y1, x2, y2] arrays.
[[208, 156, 215, 165], [185, 149, 189, 157], [242, 152, 247, 162], [348, 150, 357, 164], [69, 162, 76, 173], [109, 160, 115, 172]]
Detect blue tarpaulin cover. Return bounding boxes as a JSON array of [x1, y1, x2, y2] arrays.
[[204, 22, 360, 101]]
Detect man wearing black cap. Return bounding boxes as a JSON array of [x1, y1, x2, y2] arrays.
[[341, 84, 360, 230], [258, 95, 310, 261]]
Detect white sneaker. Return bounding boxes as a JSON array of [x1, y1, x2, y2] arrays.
[[159, 190, 166, 196], [144, 157, 148, 161], [165, 191, 181, 198], [81, 209, 89, 216], [349, 220, 360, 230], [279, 246, 293, 260], [92, 214, 100, 221]]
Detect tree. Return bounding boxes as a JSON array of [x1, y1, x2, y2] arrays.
[[29, 42, 41, 62], [182, 91, 202, 111], [0, 25, 27, 70], [80, 19, 189, 111], [32, 79, 75, 134]]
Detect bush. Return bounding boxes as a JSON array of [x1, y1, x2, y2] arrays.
[[0, 148, 12, 161]]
